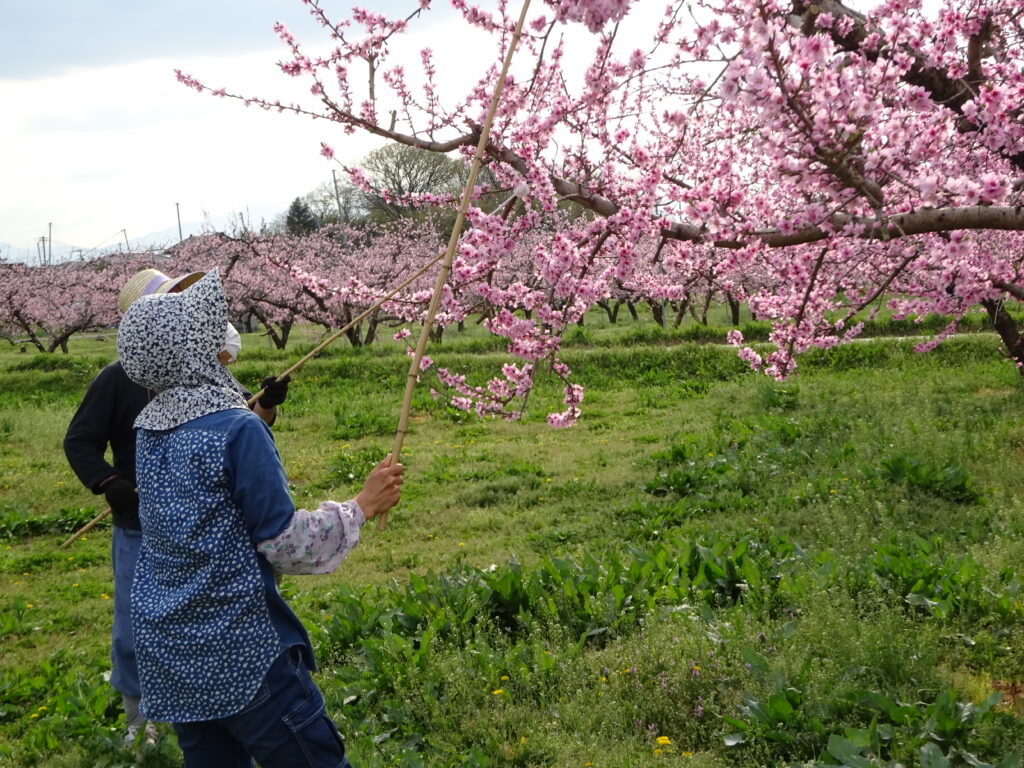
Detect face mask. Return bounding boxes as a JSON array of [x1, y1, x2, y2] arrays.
[[222, 322, 242, 363]]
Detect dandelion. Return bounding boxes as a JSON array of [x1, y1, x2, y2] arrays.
[[656, 736, 672, 745], [492, 689, 504, 695], [101, 594, 110, 600], [500, 675, 509, 681], [458, 542, 466, 547], [682, 752, 694, 757]]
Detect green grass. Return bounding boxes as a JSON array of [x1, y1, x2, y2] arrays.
[[1, 326, 1024, 766]]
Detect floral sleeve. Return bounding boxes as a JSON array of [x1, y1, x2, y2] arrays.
[[256, 500, 366, 575]]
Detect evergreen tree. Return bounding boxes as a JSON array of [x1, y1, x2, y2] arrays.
[[284, 197, 318, 236]]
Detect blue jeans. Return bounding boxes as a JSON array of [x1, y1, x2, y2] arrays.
[[172, 647, 350, 768], [111, 526, 142, 698]]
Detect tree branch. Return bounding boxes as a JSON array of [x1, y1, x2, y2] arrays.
[[788, 0, 1024, 172]]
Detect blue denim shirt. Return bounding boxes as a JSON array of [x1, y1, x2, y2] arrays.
[[133, 408, 311, 722]]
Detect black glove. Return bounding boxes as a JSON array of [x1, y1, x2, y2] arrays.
[[102, 477, 139, 529], [258, 375, 290, 409]]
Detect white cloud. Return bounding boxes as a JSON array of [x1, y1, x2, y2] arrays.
[[1, 50, 390, 251], [1, 0, 666, 255]]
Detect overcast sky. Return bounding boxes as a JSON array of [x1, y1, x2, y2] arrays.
[[0, 0, 456, 259], [0, 0, 678, 262]]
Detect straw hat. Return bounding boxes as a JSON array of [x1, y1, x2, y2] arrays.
[[118, 268, 206, 313]]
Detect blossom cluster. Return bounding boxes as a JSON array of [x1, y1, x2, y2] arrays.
[[166, 0, 1024, 417]]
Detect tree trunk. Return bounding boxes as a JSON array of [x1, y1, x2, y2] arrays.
[[673, 299, 691, 328], [688, 294, 712, 326], [597, 300, 621, 323], [277, 319, 293, 349], [47, 331, 74, 354], [626, 302, 639, 321], [12, 311, 45, 352], [726, 292, 742, 326], [363, 311, 380, 346], [648, 300, 666, 328], [980, 299, 1024, 373], [249, 306, 289, 349], [345, 323, 364, 347]]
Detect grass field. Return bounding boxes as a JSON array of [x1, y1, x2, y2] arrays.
[[1, 316, 1023, 766]]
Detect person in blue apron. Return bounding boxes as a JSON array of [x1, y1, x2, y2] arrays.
[[116, 270, 404, 767]]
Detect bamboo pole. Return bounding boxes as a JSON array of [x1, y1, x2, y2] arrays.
[[60, 507, 112, 548], [60, 250, 449, 550], [379, 0, 533, 531], [62, 0, 532, 546], [245, 248, 448, 407]]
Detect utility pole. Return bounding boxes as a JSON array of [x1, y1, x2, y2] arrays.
[[48, 222, 53, 263], [332, 169, 344, 225], [176, 202, 183, 242], [123, 230, 131, 254]]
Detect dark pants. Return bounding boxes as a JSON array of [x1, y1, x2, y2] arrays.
[[172, 648, 350, 768]]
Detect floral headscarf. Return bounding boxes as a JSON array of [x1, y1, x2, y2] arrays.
[[117, 270, 249, 431]]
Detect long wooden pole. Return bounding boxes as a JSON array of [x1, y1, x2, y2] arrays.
[[60, 249, 451, 549], [60, 507, 112, 548], [245, 248, 448, 407], [62, 0, 532, 545], [379, 0, 533, 531]]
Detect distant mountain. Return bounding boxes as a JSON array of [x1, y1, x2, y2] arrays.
[[0, 216, 249, 265]]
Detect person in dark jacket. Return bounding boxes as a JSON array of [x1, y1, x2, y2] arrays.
[[63, 268, 289, 745]]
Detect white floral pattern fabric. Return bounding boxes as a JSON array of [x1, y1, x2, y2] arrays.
[[117, 270, 248, 431], [133, 412, 286, 722], [258, 500, 366, 575]]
